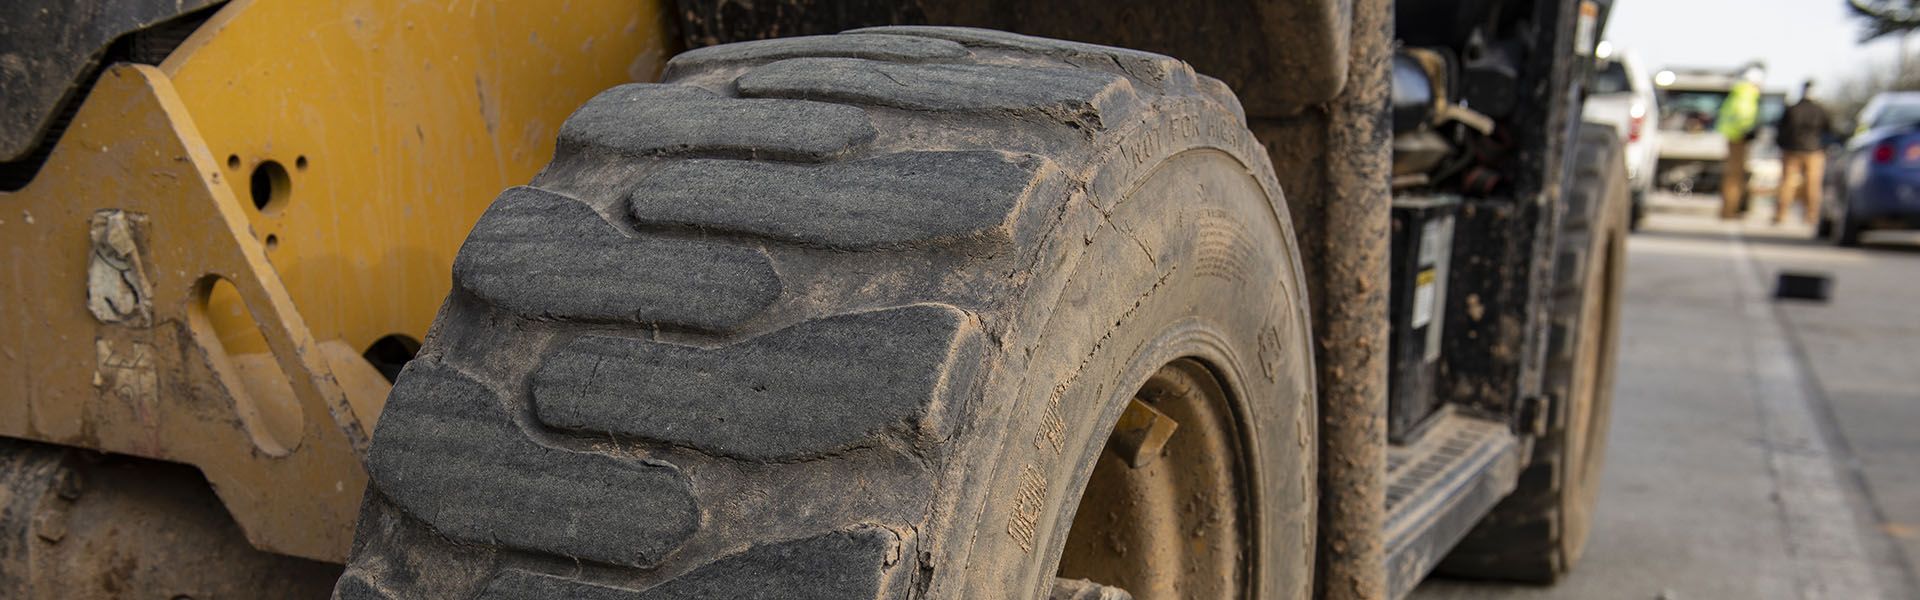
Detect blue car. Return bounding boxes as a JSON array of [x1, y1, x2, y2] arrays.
[[1822, 92, 1920, 246]]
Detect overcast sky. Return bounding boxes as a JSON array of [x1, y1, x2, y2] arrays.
[[1606, 0, 1907, 96]]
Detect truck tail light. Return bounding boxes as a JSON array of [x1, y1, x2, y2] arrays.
[[1628, 114, 1645, 143]]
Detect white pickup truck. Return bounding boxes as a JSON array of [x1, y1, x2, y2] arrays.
[[1583, 43, 1658, 227], [1651, 68, 1785, 202]]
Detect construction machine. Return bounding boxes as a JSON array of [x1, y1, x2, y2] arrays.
[[0, 1, 1627, 598]]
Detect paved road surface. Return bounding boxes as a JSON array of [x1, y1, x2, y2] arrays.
[[1413, 195, 1920, 599]]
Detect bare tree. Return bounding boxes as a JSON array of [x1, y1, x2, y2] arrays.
[[1849, 0, 1920, 41], [1826, 56, 1920, 130], [1831, 1, 1920, 128]]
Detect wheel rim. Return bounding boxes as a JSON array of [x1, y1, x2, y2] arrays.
[[1055, 358, 1253, 599]]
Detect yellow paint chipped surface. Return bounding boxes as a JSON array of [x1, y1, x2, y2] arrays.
[[0, 0, 675, 561], [164, 0, 674, 354]]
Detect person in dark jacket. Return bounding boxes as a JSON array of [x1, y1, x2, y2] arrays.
[[1776, 80, 1833, 225]]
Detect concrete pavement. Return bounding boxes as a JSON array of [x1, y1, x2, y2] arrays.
[[1413, 195, 1920, 599]]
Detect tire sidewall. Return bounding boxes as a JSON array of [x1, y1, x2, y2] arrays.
[[943, 101, 1316, 600], [1834, 199, 1864, 246]]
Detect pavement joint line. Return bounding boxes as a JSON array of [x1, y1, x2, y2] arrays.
[[1749, 235, 1920, 598], [1726, 225, 1891, 599]]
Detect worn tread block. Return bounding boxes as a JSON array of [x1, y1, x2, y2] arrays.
[[480, 527, 906, 600], [1552, 247, 1584, 292], [849, 26, 1186, 84], [332, 574, 390, 600], [665, 33, 968, 78], [1562, 188, 1595, 229], [367, 363, 700, 567], [1549, 319, 1575, 361], [736, 58, 1133, 128], [557, 84, 877, 162], [455, 186, 780, 331], [1194, 74, 1247, 124], [533, 304, 978, 461], [628, 151, 1047, 249], [480, 573, 636, 600]]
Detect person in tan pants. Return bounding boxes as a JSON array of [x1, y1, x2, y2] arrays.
[[1778, 151, 1825, 224], [1775, 81, 1833, 225]]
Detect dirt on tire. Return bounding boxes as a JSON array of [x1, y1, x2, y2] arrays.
[[333, 28, 1317, 600]]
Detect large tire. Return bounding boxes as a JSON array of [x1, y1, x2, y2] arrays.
[[1832, 200, 1864, 247], [1438, 122, 1627, 582], [1627, 189, 1645, 232], [333, 28, 1316, 600]]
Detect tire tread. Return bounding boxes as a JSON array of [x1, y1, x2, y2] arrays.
[[338, 28, 1232, 600]]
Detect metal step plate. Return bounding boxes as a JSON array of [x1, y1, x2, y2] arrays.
[[1383, 411, 1523, 598]]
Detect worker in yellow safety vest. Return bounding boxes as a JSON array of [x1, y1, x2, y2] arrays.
[[1716, 65, 1765, 219]]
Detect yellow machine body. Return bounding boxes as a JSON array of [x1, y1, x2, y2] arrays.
[[0, 0, 676, 562]]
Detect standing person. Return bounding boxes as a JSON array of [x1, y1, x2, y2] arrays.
[[1775, 80, 1833, 225], [1716, 65, 1765, 219]]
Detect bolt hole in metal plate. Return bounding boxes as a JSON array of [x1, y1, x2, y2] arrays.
[[191, 276, 305, 455], [248, 159, 290, 214]]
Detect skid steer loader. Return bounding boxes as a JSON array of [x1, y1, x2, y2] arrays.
[[0, 1, 1627, 598]]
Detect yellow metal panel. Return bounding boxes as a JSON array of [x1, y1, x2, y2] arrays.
[[0, 0, 675, 562], [163, 0, 675, 356], [0, 65, 367, 563]]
